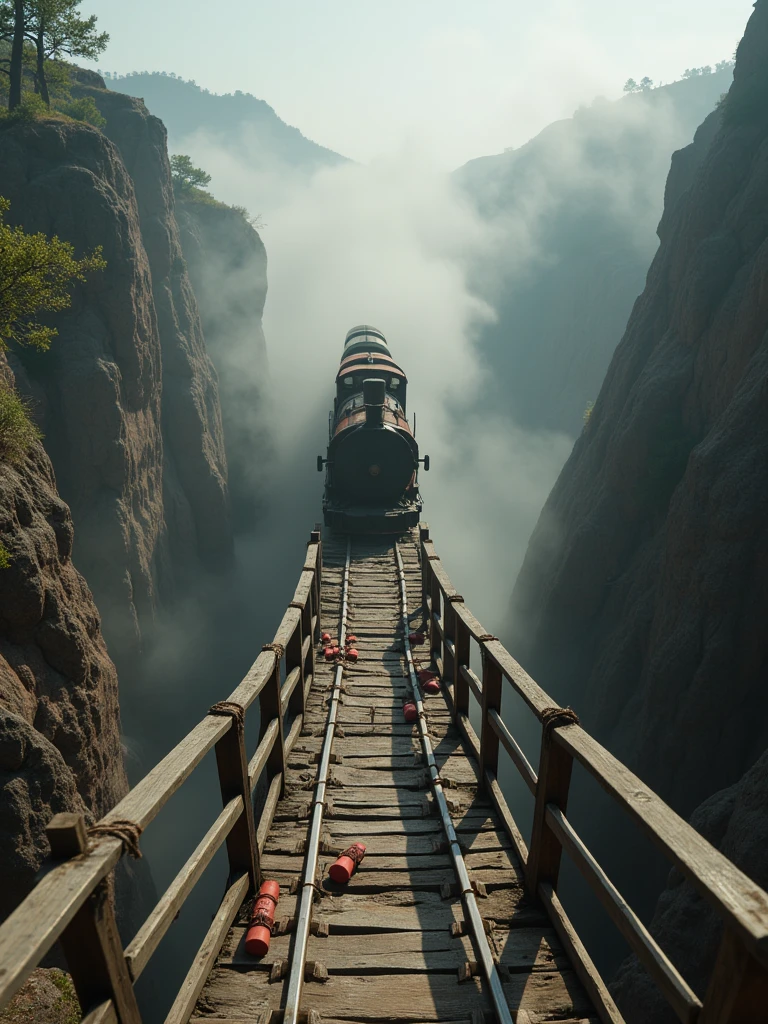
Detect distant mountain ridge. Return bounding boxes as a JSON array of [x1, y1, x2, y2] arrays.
[[107, 72, 347, 172], [455, 67, 734, 439]]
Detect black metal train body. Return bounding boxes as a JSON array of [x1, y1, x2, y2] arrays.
[[318, 325, 428, 532]]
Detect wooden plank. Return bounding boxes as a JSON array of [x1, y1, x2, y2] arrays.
[[247, 718, 279, 791], [214, 716, 258, 891], [526, 724, 573, 895], [0, 837, 122, 1008], [199, 964, 592, 1019], [264, 831, 512, 857], [479, 652, 502, 785], [81, 1001, 118, 1024], [546, 805, 698, 1021], [538, 884, 626, 1024], [278, 788, 430, 809], [125, 794, 244, 981], [301, 867, 521, 896], [222, 924, 565, 972], [699, 928, 768, 1024], [47, 813, 88, 858], [164, 873, 249, 1024], [485, 771, 530, 869], [259, 849, 518, 874], [488, 709, 537, 794], [256, 773, 283, 854], [60, 878, 143, 1024], [280, 814, 499, 836]]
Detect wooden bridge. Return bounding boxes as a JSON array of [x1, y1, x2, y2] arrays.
[[2, 525, 768, 1024]]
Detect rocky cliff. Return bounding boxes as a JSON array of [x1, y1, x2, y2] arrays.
[[176, 200, 269, 529], [0, 394, 127, 920], [2, 72, 234, 668], [509, 1, 768, 1013]]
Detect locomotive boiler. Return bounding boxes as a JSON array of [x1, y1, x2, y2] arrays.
[[318, 325, 428, 532]]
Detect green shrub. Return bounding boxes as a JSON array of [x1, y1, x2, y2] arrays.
[[0, 377, 42, 464], [583, 400, 594, 427], [56, 96, 106, 129], [0, 92, 49, 125], [0, 542, 10, 569]]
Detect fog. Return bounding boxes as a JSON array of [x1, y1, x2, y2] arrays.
[[173, 135, 575, 630]]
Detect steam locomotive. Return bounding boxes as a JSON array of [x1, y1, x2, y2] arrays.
[[318, 325, 428, 532]]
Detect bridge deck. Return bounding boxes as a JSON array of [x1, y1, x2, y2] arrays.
[[193, 531, 596, 1024]]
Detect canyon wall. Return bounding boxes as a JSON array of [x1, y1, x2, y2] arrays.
[[0, 383, 127, 919], [509, 1, 768, 1013], [176, 200, 270, 529], [1, 74, 234, 668]]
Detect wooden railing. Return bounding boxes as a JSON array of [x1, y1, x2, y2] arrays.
[[0, 530, 323, 1024], [419, 523, 768, 1024]]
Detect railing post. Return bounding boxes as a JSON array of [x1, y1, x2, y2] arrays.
[[699, 929, 768, 1023], [214, 708, 260, 893], [301, 589, 315, 706], [46, 814, 143, 1024], [526, 722, 574, 896], [479, 648, 502, 791], [443, 598, 457, 695], [311, 528, 322, 642], [429, 570, 442, 670], [259, 647, 287, 797], [419, 522, 430, 623], [286, 612, 305, 720], [454, 614, 470, 717]]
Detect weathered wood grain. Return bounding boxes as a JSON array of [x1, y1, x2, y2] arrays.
[[199, 965, 592, 1019], [222, 925, 565, 972]]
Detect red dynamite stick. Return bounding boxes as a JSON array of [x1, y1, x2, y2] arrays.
[[346, 648, 359, 662], [332, 646, 340, 656], [329, 843, 366, 883], [423, 679, 441, 695], [403, 699, 418, 723], [417, 669, 436, 683], [409, 632, 426, 645], [324, 647, 334, 660], [346, 634, 358, 645], [321, 632, 331, 644], [245, 880, 280, 956]]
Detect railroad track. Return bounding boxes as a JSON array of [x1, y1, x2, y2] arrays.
[[3, 525, 764, 1023], [195, 530, 592, 1023]]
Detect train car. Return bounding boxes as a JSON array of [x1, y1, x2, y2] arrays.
[[318, 325, 428, 532]]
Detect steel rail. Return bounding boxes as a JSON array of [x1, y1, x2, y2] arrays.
[[395, 543, 513, 1024], [284, 536, 352, 1024]]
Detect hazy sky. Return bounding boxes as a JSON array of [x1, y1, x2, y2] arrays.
[[84, 0, 754, 167]]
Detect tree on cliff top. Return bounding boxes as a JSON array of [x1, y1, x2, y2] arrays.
[[170, 153, 212, 197], [0, 0, 108, 109], [0, 196, 105, 350]]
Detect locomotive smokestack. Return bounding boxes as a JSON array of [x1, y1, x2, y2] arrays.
[[363, 378, 386, 427]]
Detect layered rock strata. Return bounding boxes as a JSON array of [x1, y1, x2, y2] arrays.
[[0, 427, 127, 920]]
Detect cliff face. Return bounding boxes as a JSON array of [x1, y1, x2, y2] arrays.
[[456, 67, 733, 438], [509, 3, 768, 1008], [176, 200, 269, 528], [1, 75, 233, 666], [0, 425, 127, 919], [510, 1, 768, 814]]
